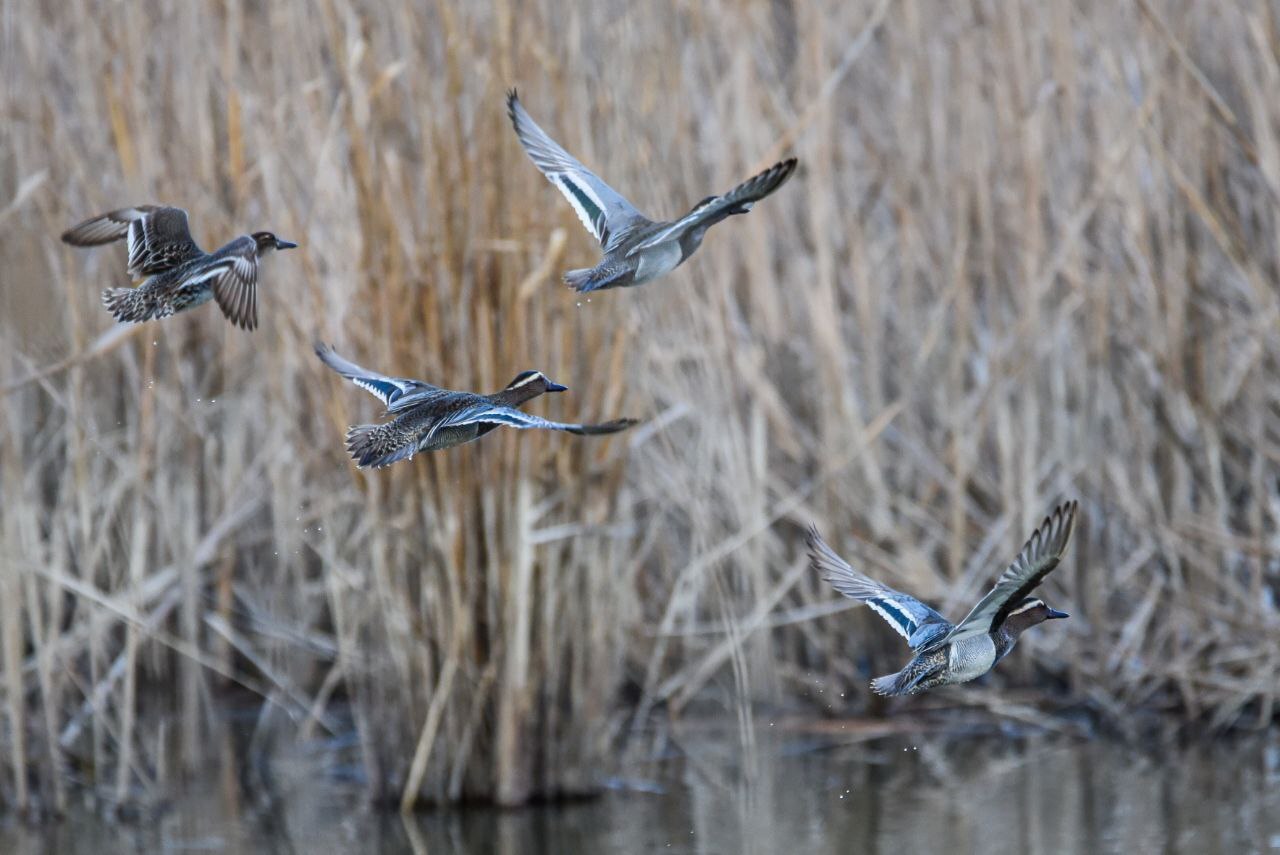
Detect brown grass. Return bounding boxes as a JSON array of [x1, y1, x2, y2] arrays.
[[2, 0, 1279, 813]]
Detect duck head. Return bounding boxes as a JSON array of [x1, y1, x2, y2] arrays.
[[497, 370, 567, 405], [252, 231, 298, 254], [1002, 597, 1069, 636]]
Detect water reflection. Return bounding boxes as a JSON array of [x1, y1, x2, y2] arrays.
[[5, 731, 1278, 854]]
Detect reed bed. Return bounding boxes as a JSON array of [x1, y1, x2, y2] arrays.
[[1, 0, 1278, 814]]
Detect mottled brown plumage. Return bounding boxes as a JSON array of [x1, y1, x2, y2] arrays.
[[62, 205, 296, 330]]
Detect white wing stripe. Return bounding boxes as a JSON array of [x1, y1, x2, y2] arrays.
[[354, 378, 388, 399], [554, 173, 605, 241], [126, 220, 142, 269], [865, 600, 913, 641], [184, 265, 231, 286]]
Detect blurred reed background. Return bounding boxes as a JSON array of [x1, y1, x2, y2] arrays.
[[1, 0, 1279, 816]]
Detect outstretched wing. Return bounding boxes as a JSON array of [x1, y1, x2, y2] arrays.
[[506, 90, 650, 249], [932, 501, 1078, 648], [62, 205, 203, 276], [626, 159, 797, 256], [420, 400, 636, 449], [314, 342, 440, 409], [183, 236, 260, 330], [806, 525, 952, 650]]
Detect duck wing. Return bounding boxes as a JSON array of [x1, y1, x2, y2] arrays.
[[418, 399, 637, 449], [625, 159, 796, 256], [177, 236, 261, 330], [62, 205, 203, 276], [314, 342, 441, 410], [930, 501, 1078, 649], [506, 90, 651, 250], [806, 525, 951, 650]]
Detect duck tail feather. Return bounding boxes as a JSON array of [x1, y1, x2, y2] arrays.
[[870, 672, 909, 697], [562, 268, 599, 292], [102, 287, 159, 323], [345, 423, 413, 469]]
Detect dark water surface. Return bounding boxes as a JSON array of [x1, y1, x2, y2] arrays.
[[5, 729, 1278, 854]]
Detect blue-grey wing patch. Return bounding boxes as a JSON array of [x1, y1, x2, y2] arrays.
[[506, 90, 651, 248], [906, 622, 949, 650], [806, 525, 951, 649], [314, 342, 439, 409]]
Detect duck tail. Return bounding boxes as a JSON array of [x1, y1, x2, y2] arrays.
[[563, 264, 630, 293], [102, 287, 160, 323], [870, 672, 910, 697], [345, 423, 413, 469], [562, 268, 598, 292]]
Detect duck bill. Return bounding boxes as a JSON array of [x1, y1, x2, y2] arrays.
[[545, 381, 568, 393], [1046, 608, 1069, 620], [275, 239, 298, 250]]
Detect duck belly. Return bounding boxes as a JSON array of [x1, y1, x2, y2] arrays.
[[947, 635, 998, 683], [632, 241, 684, 284], [171, 281, 215, 312]]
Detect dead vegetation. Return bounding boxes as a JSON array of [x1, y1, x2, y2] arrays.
[[0, 0, 1278, 813]]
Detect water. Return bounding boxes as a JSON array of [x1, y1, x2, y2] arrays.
[[4, 729, 1278, 854]]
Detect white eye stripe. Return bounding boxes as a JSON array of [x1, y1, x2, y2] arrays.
[[1008, 599, 1044, 616], [510, 373, 544, 389]]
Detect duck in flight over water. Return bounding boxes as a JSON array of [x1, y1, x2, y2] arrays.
[[807, 501, 1077, 696]]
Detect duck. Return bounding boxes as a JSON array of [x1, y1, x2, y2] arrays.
[[61, 205, 296, 331], [806, 501, 1077, 696], [506, 90, 797, 293], [315, 343, 638, 468]]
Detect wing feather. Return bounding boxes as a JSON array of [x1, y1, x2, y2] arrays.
[[932, 501, 1078, 648], [210, 242, 259, 331], [62, 206, 202, 275], [627, 159, 796, 255], [806, 525, 951, 650], [314, 343, 440, 409], [506, 90, 650, 248], [419, 401, 636, 450]]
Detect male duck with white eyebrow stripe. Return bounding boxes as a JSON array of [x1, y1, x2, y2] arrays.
[[807, 502, 1077, 696], [507, 90, 797, 293], [315, 343, 638, 468]]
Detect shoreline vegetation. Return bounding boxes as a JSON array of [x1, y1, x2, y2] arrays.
[[3, 0, 1279, 817]]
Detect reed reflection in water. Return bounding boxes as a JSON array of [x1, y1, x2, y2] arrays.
[[5, 733, 1277, 855]]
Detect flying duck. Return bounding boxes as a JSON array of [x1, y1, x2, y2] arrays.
[[61, 205, 295, 331], [806, 501, 1078, 696], [315, 343, 638, 468], [507, 90, 797, 293]]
